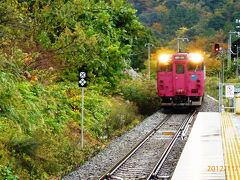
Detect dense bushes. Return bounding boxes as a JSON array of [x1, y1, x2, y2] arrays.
[[119, 79, 161, 115], [205, 76, 219, 99], [105, 97, 143, 138]]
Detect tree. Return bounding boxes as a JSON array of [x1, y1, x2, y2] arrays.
[[24, 0, 153, 87]]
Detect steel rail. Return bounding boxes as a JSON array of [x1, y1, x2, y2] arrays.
[[146, 110, 197, 180], [99, 114, 172, 180], [181, 110, 195, 139]]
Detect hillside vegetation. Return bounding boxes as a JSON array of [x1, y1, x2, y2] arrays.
[[131, 0, 240, 43]]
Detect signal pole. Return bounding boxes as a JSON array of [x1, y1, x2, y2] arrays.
[[177, 37, 189, 52], [237, 46, 239, 77], [228, 32, 232, 69], [78, 70, 87, 148], [145, 43, 153, 80]]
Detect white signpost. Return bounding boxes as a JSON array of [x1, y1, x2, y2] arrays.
[[225, 85, 234, 98], [78, 70, 87, 148]]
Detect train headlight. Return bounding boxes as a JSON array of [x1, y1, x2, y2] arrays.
[[189, 53, 203, 64], [158, 54, 172, 64]]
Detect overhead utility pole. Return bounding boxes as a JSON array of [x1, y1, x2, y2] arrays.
[[145, 43, 153, 80], [177, 38, 189, 52]]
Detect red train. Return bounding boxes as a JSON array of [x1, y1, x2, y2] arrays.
[[157, 52, 205, 106]]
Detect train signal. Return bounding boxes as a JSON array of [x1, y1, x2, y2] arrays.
[[214, 43, 220, 53], [78, 71, 87, 87]]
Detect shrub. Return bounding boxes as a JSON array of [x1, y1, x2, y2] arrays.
[[119, 79, 161, 115], [105, 97, 143, 138], [0, 165, 18, 180], [205, 76, 219, 99]]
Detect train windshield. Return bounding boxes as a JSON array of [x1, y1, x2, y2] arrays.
[[158, 63, 172, 72], [176, 64, 184, 74], [188, 63, 204, 71]]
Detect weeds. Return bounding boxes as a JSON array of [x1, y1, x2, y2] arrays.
[[0, 166, 18, 180], [119, 79, 161, 115]]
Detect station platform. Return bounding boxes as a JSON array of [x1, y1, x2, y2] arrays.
[[172, 112, 240, 180]]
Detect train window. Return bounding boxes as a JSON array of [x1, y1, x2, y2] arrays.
[[188, 63, 204, 71], [176, 64, 184, 74], [158, 63, 172, 72]]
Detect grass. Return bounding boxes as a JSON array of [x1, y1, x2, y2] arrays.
[[205, 76, 219, 99]]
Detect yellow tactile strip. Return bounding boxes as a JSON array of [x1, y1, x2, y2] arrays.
[[221, 112, 240, 180]]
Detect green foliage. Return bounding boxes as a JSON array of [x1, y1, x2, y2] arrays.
[[0, 48, 26, 76], [131, 0, 240, 46], [105, 97, 143, 138], [225, 78, 240, 84], [205, 76, 240, 109], [0, 0, 154, 87], [119, 79, 161, 115], [0, 1, 27, 46], [224, 64, 238, 80], [0, 165, 18, 180], [205, 76, 219, 99], [26, 0, 153, 86]]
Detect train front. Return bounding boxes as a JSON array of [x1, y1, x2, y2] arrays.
[[157, 53, 205, 106]]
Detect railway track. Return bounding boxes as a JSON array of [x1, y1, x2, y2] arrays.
[[147, 111, 196, 180], [99, 111, 196, 180]]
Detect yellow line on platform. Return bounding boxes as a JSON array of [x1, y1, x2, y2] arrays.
[[221, 112, 240, 180]]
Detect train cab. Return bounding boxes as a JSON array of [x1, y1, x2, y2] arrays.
[[157, 53, 205, 106]]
